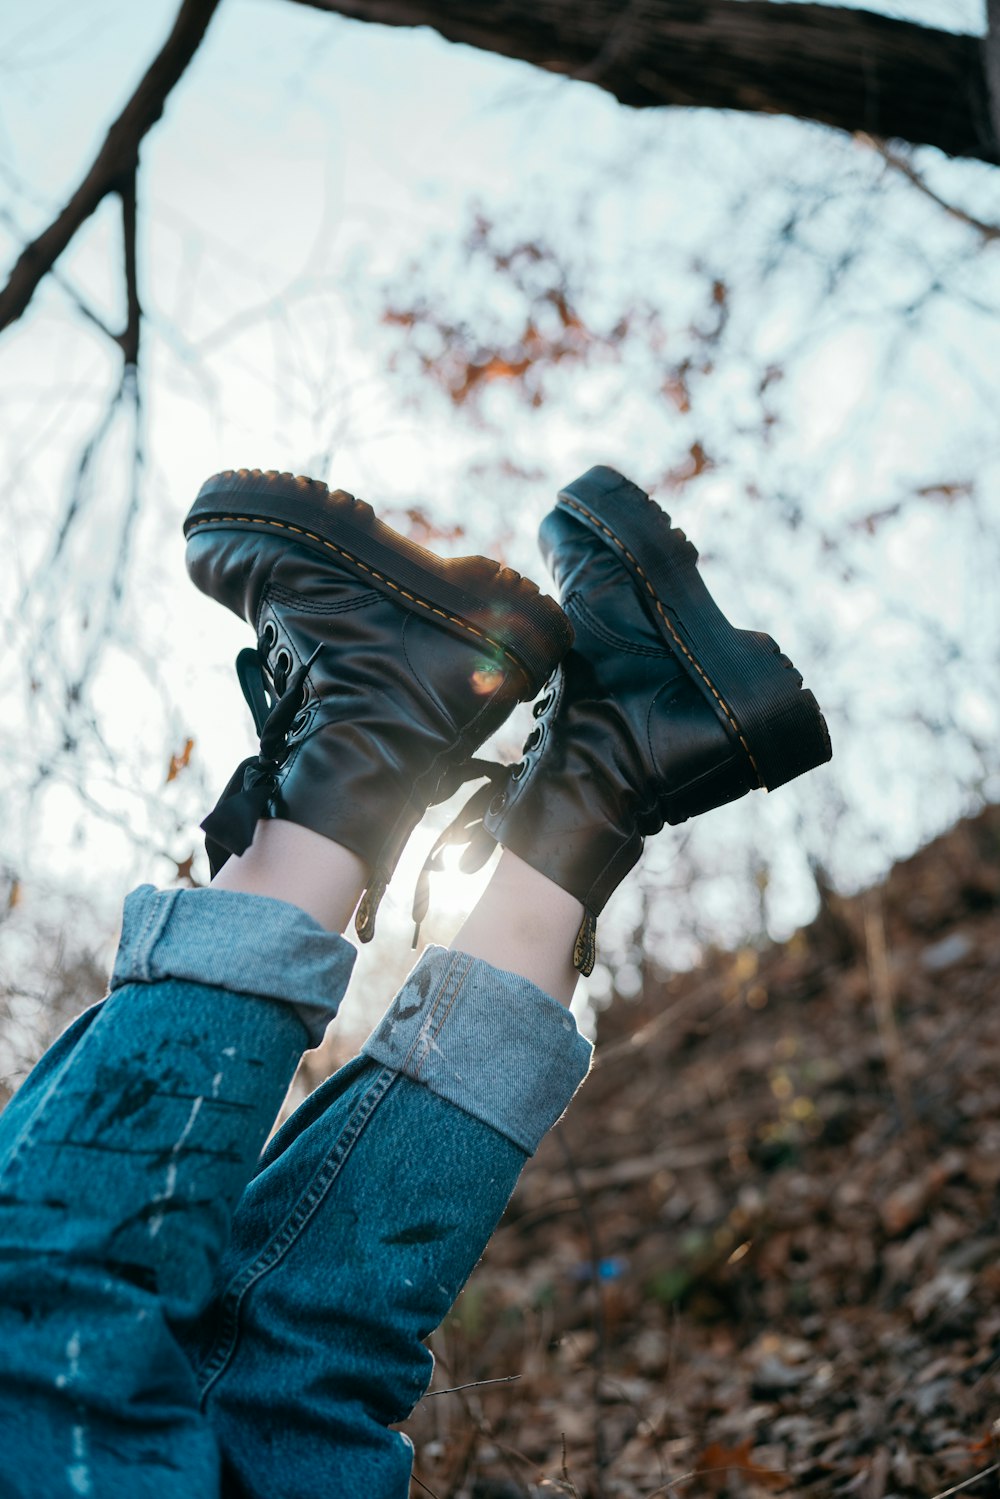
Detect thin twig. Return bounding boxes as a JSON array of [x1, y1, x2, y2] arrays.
[[929, 1462, 1000, 1499], [453, 1396, 533, 1497], [593, 980, 719, 1068], [0, 206, 122, 345], [409, 1472, 443, 1499], [557, 1128, 610, 1494], [17, 378, 126, 617], [424, 1374, 521, 1397], [49, 270, 120, 343], [429, 1343, 533, 1499], [863, 135, 1000, 243], [863, 890, 917, 1135], [643, 1459, 789, 1496], [558, 1431, 581, 1496]]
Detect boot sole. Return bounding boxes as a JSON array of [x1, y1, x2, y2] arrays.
[[185, 468, 573, 692], [553, 466, 832, 792]]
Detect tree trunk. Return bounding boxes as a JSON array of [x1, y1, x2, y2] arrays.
[[288, 0, 999, 163], [987, 0, 1000, 150]]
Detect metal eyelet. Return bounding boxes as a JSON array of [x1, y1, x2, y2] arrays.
[[259, 619, 278, 652], [488, 791, 508, 816], [510, 760, 528, 783], [273, 646, 293, 679], [524, 725, 543, 755], [290, 710, 309, 736], [532, 692, 553, 720]]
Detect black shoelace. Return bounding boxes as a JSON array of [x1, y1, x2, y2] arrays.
[[409, 766, 505, 947], [409, 685, 560, 945], [201, 644, 319, 878]]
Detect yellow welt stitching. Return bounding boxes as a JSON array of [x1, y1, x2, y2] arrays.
[[560, 495, 763, 785], [189, 514, 513, 666]]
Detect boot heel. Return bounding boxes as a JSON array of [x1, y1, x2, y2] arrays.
[[661, 756, 758, 826]]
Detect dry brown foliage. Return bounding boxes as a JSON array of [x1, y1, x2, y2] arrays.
[[407, 808, 1000, 1498]]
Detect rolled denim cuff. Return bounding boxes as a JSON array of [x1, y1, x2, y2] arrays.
[[110, 885, 356, 1047], [361, 946, 592, 1155]]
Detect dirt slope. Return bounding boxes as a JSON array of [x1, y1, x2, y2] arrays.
[[407, 807, 1000, 1498]]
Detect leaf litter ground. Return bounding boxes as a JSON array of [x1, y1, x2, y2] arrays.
[[406, 807, 1000, 1499]]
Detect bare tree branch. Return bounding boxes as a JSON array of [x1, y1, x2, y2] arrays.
[[0, 207, 122, 342], [286, 0, 999, 164], [862, 135, 1000, 243], [120, 170, 142, 367], [0, 0, 221, 338]]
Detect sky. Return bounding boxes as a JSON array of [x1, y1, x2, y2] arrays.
[[0, 0, 998, 1059]]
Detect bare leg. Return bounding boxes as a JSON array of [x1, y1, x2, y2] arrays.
[[211, 819, 369, 935], [451, 850, 583, 1007]]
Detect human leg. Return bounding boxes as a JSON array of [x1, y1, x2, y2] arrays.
[[0, 883, 355, 1499], [477, 464, 833, 969], [0, 467, 570, 1498], [450, 849, 584, 1007], [167, 825, 586, 1498], [211, 818, 367, 933], [178, 940, 590, 1499]]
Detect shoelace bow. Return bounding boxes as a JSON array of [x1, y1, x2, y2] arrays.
[[201, 644, 319, 877], [409, 683, 561, 944], [409, 765, 505, 947]]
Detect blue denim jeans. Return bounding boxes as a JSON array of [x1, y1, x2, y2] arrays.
[[0, 885, 591, 1498]]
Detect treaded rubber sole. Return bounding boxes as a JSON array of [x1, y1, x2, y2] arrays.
[[553, 465, 832, 791], [185, 468, 573, 692]]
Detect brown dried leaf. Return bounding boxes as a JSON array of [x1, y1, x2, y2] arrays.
[[695, 1437, 788, 1492], [662, 441, 714, 489], [166, 737, 195, 784], [662, 368, 692, 413], [173, 853, 200, 888]]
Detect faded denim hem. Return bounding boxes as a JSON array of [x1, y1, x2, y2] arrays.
[[360, 946, 592, 1155], [110, 884, 356, 1047]]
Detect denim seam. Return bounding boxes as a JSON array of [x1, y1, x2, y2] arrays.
[[130, 900, 156, 983], [412, 951, 472, 1079], [136, 890, 176, 982], [196, 1064, 400, 1398], [425, 951, 474, 1062]]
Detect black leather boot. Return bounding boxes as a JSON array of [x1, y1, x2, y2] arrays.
[[184, 468, 572, 940], [477, 466, 832, 974]]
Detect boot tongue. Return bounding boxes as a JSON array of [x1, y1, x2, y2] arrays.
[[539, 509, 671, 656]]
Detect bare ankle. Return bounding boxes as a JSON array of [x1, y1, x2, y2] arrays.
[[450, 852, 583, 1007], [211, 819, 369, 935]]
